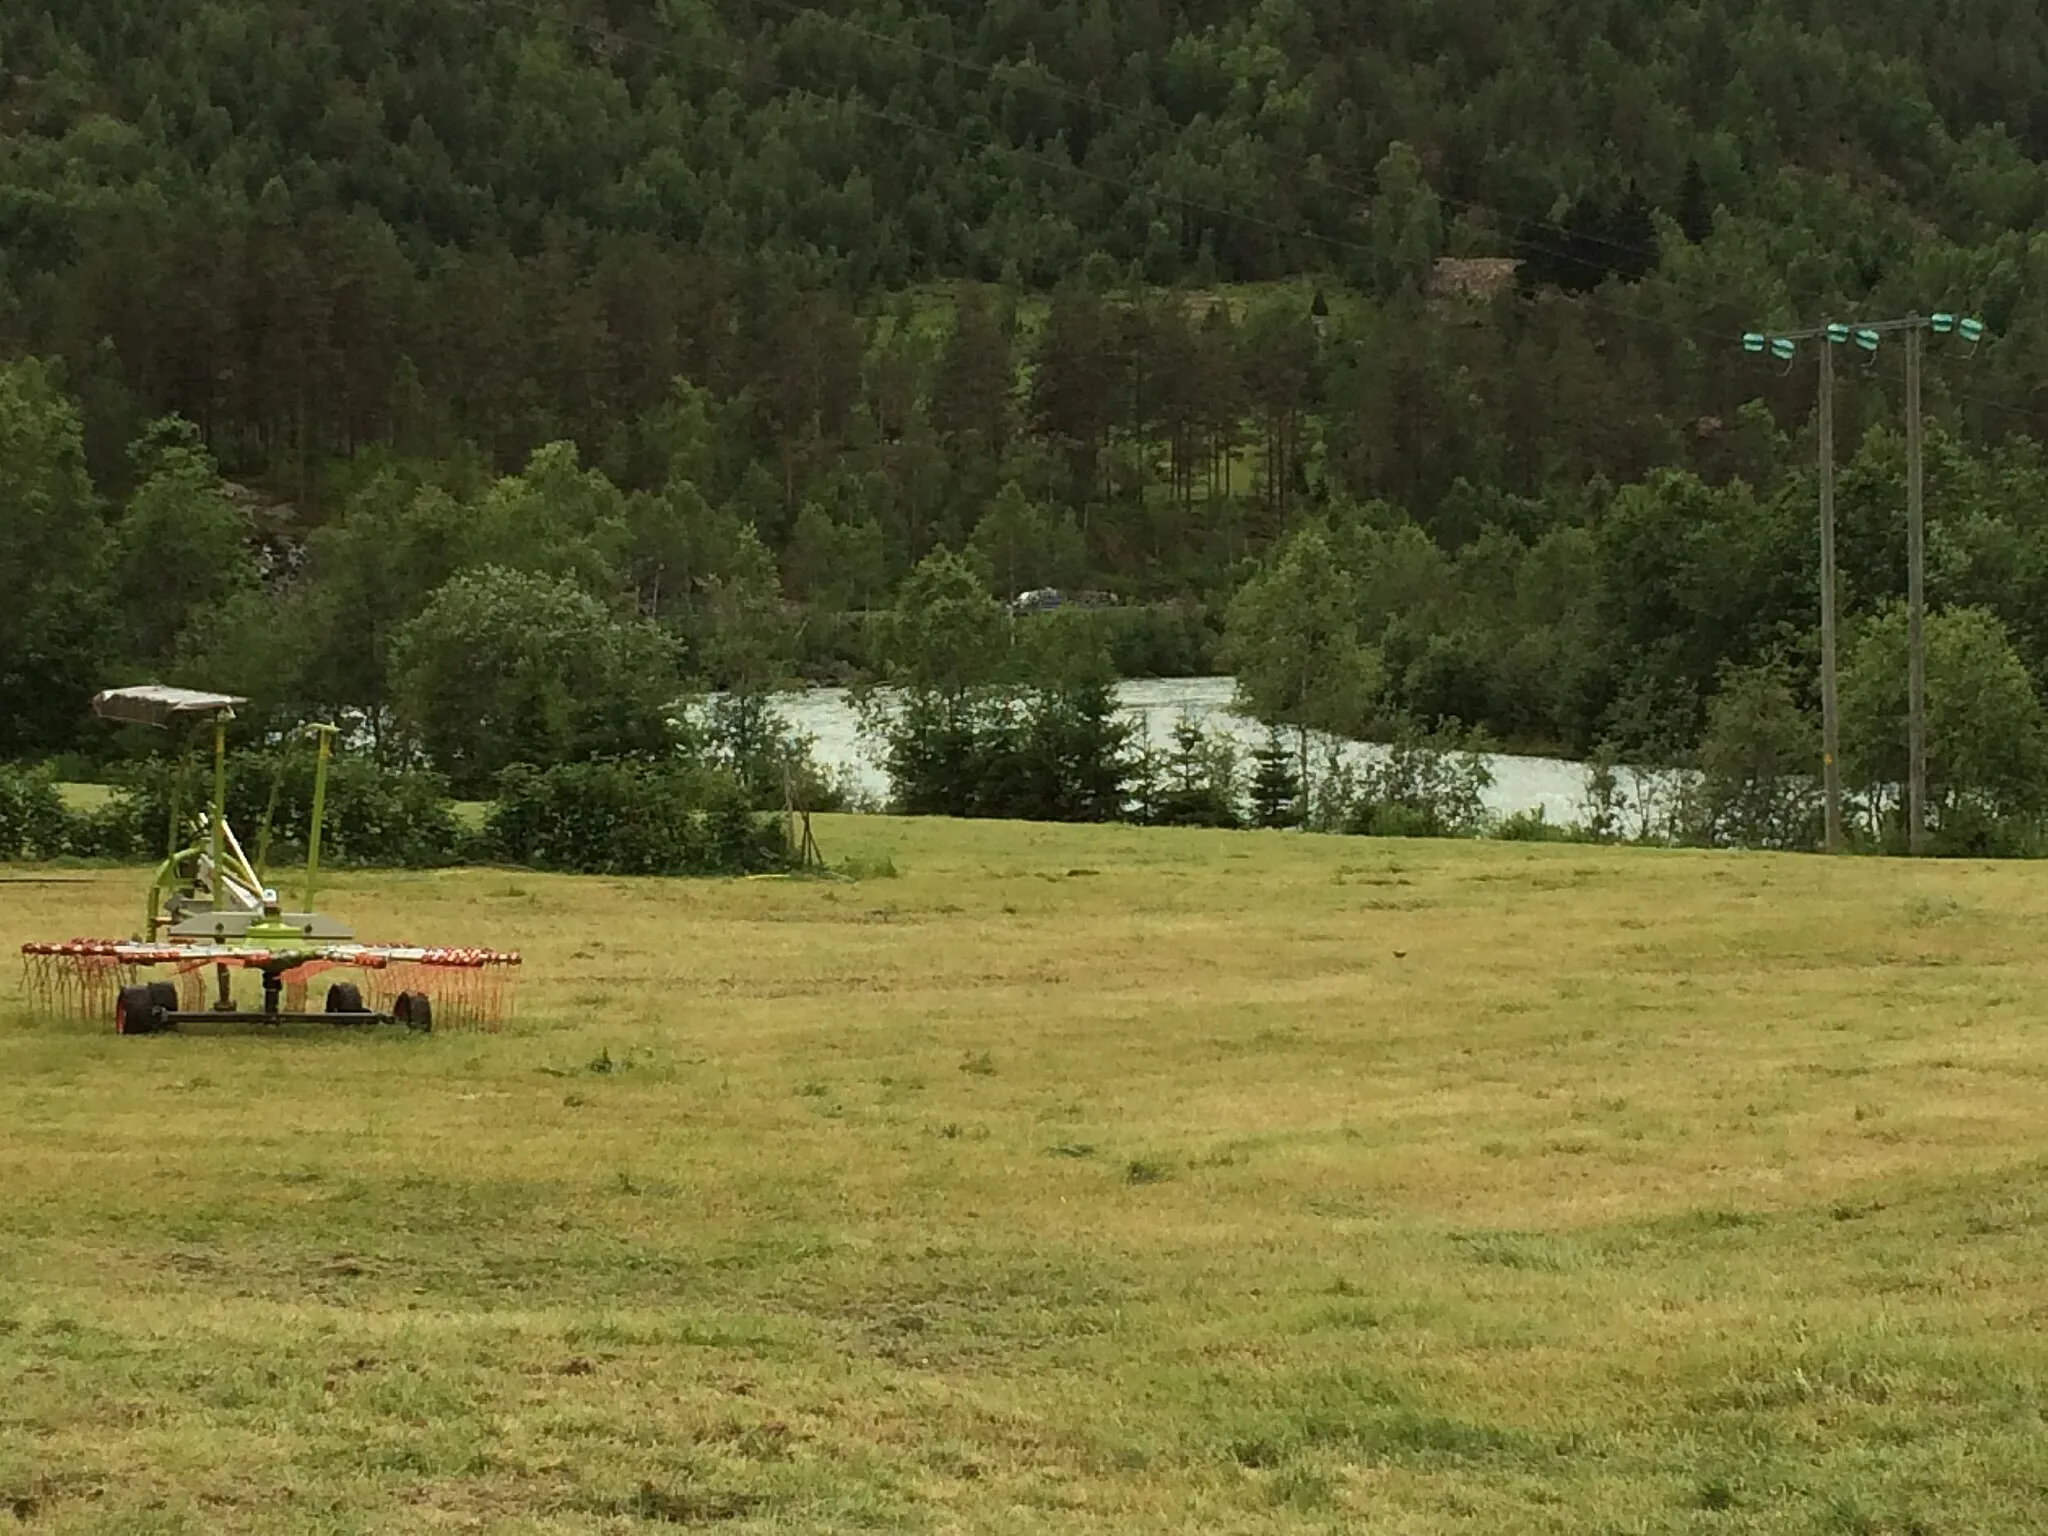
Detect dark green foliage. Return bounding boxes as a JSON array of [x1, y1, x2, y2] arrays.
[[873, 691, 990, 820], [0, 747, 461, 867], [13, 740, 793, 877], [1, 0, 2041, 601], [1224, 525, 1376, 742], [0, 361, 110, 758], [1840, 605, 2048, 851], [110, 421, 256, 670], [109, 748, 463, 869], [486, 762, 790, 877], [877, 566, 1142, 822], [391, 566, 681, 797], [1000, 680, 1139, 824], [10, 0, 2048, 861], [696, 693, 849, 814], [1248, 729, 1305, 831], [1515, 188, 1659, 293], [1339, 723, 1495, 839], [1687, 663, 1823, 851], [1493, 808, 1581, 843], [878, 683, 1141, 824], [1066, 603, 1224, 679], [1677, 159, 1714, 245], [0, 767, 71, 860], [61, 794, 156, 863], [885, 550, 1009, 694], [252, 750, 463, 870], [1146, 714, 1243, 829]]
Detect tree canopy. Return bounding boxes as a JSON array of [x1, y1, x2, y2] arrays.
[[9, 0, 2048, 828]]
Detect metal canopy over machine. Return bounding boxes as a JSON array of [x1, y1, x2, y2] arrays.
[[91, 686, 250, 728]]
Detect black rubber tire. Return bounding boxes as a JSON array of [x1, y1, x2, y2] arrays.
[[325, 981, 365, 1015], [114, 985, 161, 1036], [394, 991, 433, 1033], [147, 980, 180, 1012]]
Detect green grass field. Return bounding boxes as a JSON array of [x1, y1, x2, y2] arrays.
[[3, 819, 2046, 1533], [52, 783, 114, 812]]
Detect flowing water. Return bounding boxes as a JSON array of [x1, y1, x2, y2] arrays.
[[771, 676, 1612, 826]]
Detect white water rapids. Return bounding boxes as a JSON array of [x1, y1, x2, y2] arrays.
[[770, 676, 1629, 827]]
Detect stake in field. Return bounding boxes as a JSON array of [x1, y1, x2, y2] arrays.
[[2, 819, 2044, 1532]]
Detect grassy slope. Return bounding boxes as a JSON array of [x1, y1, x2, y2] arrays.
[[2, 819, 2045, 1533]]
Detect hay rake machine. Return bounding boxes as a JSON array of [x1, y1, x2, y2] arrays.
[[20, 687, 519, 1035]]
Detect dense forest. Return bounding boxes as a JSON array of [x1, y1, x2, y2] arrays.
[[8, 0, 2048, 807]]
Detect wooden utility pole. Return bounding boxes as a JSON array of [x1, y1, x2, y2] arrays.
[[1905, 320, 1929, 854], [1746, 312, 1985, 857], [1818, 339, 1844, 853]]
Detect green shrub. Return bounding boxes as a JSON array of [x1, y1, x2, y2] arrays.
[[487, 760, 791, 876], [65, 795, 153, 860], [0, 766, 71, 860], [1492, 807, 1584, 843], [262, 752, 461, 868], [1356, 802, 1441, 839], [1915, 798, 2046, 859], [1057, 602, 1221, 678], [1684, 662, 1822, 851], [695, 693, 851, 813], [1137, 713, 1243, 829], [107, 748, 462, 868], [792, 608, 887, 682], [1340, 721, 1494, 839], [452, 817, 504, 866], [37, 751, 107, 785], [1247, 727, 1305, 829], [872, 689, 993, 818], [877, 682, 1141, 823]]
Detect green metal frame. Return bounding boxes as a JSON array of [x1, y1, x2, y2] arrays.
[[133, 706, 342, 943], [303, 723, 337, 915], [144, 843, 203, 940], [210, 710, 228, 913], [138, 704, 236, 939]]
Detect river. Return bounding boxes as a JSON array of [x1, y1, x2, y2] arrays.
[[771, 676, 1614, 827]]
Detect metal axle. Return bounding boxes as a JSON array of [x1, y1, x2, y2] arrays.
[[154, 1010, 403, 1028]]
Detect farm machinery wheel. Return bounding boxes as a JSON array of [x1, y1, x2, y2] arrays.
[[114, 984, 163, 1036], [393, 991, 433, 1033], [324, 981, 366, 1020]]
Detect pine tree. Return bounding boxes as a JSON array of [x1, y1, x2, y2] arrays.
[[1365, 141, 1443, 299], [931, 286, 1014, 453], [1249, 726, 1304, 829], [1676, 157, 1713, 245], [1605, 182, 1660, 282], [969, 482, 1084, 599], [1151, 713, 1241, 828], [1029, 284, 1125, 509]]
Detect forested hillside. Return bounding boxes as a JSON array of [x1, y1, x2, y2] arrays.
[[7, 0, 2048, 781]]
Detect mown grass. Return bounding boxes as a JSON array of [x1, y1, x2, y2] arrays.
[[3, 819, 2047, 1532], [51, 783, 113, 812]]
